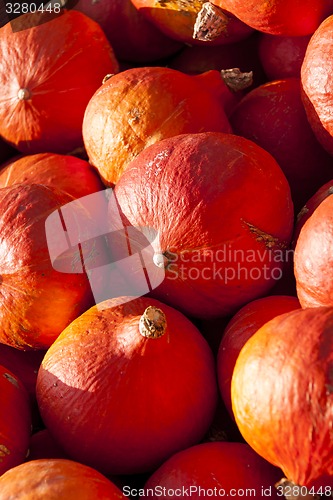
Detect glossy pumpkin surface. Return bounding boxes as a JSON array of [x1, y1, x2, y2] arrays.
[[36, 296, 218, 475]]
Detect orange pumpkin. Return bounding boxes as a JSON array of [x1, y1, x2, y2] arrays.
[[0, 10, 119, 154]]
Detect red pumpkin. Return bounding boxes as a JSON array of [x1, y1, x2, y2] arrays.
[[36, 296, 218, 475], [0, 10, 119, 154], [27, 429, 69, 461], [0, 153, 104, 197], [208, 0, 332, 36], [0, 183, 107, 349], [217, 295, 300, 416], [301, 15, 333, 155], [230, 78, 333, 212], [130, 0, 253, 45], [112, 132, 294, 319], [144, 441, 282, 498], [258, 34, 311, 80], [295, 195, 333, 308], [73, 0, 183, 62], [231, 306, 333, 487], [0, 458, 126, 499], [83, 67, 232, 186], [0, 365, 31, 475]]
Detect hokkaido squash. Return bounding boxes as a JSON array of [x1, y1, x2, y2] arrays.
[[0, 10, 119, 154], [82, 66, 232, 185], [0, 458, 126, 499], [0, 365, 31, 476], [231, 306, 333, 489], [36, 296, 218, 475], [112, 132, 294, 318]]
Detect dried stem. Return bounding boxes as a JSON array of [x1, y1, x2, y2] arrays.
[[193, 2, 229, 42]]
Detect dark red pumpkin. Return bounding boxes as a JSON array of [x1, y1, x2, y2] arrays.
[[83, 66, 232, 186], [295, 195, 333, 308], [144, 441, 282, 498], [0, 458, 126, 499], [231, 306, 333, 488], [0, 183, 107, 349], [36, 296, 218, 475], [73, 0, 183, 62], [112, 132, 294, 319], [0, 10, 119, 154], [301, 15, 333, 155], [217, 295, 300, 416], [27, 429, 69, 461], [230, 78, 333, 212], [0, 365, 31, 476]]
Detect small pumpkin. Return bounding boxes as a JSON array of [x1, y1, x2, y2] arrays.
[[231, 306, 333, 488], [36, 296, 218, 475], [295, 195, 333, 308], [0, 365, 31, 476], [82, 66, 232, 185], [112, 132, 294, 318], [217, 295, 300, 416], [144, 441, 282, 498], [0, 10, 119, 154], [0, 458, 126, 499]]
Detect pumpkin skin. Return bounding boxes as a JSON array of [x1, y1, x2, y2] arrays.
[[112, 132, 294, 319], [230, 78, 333, 213], [217, 295, 300, 416], [231, 306, 333, 487], [0, 183, 105, 349], [144, 441, 282, 499], [0, 459, 126, 499], [0, 153, 104, 198], [130, 0, 253, 45], [210, 0, 331, 36], [295, 195, 333, 308], [36, 296, 218, 475], [0, 10, 119, 155], [27, 429, 69, 461], [73, 0, 183, 62], [82, 66, 232, 186], [0, 365, 31, 476], [301, 15, 333, 156]]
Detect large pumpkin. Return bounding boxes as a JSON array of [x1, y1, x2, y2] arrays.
[[82, 66, 232, 185], [0, 10, 119, 154], [112, 132, 294, 318], [0, 459, 126, 499], [231, 306, 333, 488], [0, 183, 107, 349], [36, 296, 218, 475], [0, 365, 31, 476]]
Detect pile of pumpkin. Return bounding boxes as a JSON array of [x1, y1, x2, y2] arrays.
[[1, 0, 333, 498]]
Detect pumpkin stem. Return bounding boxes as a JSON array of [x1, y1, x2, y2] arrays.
[[220, 68, 253, 93], [139, 306, 167, 339], [17, 88, 31, 101], [275, 478, 321, 500], [193, 2, 229, 42], [102, 74, 115, 85]]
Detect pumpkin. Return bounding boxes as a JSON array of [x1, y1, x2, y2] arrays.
[[258, 34, 311, 80], [301, 15, 333, 156], [0, 10, 119, 154], [130, 0, 253, 45], [217, 295, 300, 416], [0, 183, 108, 349], [0, 365, 31, 476], [73, 0, 183, 62], [112, 132, 294, 319], [206, 0, 332, 36], [0, 458, 126, 499], [27, 429, 69, 461], [82, 66, 232, 186], [231, 306, 333, 488], [230, 78, 333, 212], [295, 195, 333, 308], [36, 296, 218, 475], [0, 153, 104, 198], [143, 441, 282, 499]]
